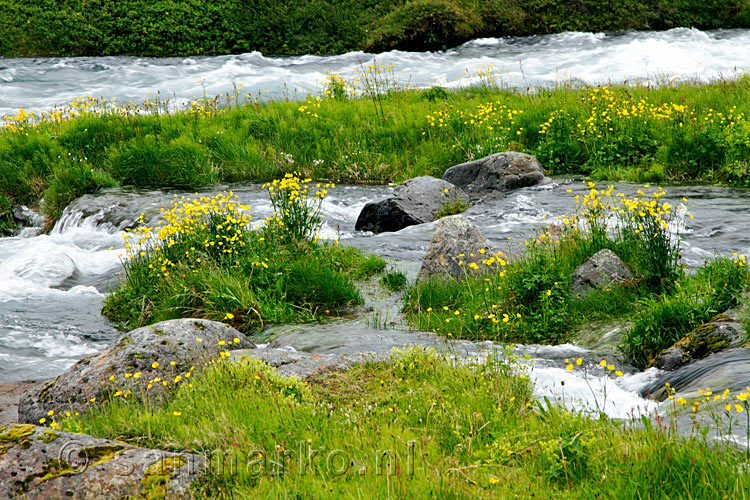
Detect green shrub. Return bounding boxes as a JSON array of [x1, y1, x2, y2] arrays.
[[107, 135, 216, 188]]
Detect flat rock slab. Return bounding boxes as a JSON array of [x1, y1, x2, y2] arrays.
[[419, 215, 494, 279], [18, 319, 254, 425], [0, 382, 46, 428], [355, 176, 467, 234], [0, 424, 203, 499], [443, 152, 547, 194]]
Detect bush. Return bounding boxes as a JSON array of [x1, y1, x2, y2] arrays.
[[108, 135, 216, 188]]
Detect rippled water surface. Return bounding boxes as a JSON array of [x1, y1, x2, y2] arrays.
[[2, 28, 750, 116]]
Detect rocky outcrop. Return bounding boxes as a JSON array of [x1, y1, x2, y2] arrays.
[[0, 424, 203, 499], [442, 152, 547, 194], [570, 249, 632, 297], [419, 215, 494, 279], [18, 319, 254, 425], [652, 310, 747, 371], [355, 176, 467, 234]]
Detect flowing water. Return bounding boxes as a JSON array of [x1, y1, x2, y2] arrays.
[[2, 28, 750, 431], [1, 28, 750, 116]]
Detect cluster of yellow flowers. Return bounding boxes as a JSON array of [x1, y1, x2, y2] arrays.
[[263, 173, 331, 241]]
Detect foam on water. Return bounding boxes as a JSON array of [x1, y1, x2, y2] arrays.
[[2, 28, 750, 116]]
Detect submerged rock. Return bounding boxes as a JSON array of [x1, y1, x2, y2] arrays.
[[0, 424, 203, 499], [355, 176, 467, 234], [653, 310, 747, 371], [570, 249, 632, 297], [442, 152, 547, 194], [419, 215, 494, 279], [18, 319, 254, 425], [643, 348, 750, 401]]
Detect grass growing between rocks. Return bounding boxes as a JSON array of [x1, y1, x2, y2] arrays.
[[405, 184, 750, 363], [103, 175, 384, 332], [4, 76, 750, 228], [59, 348, 750, 499]]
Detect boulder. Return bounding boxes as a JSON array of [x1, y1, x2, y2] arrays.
[[355, 176, 467, 234], [0, 424, 203, 499], [570, 249, 632, 297], [442, 152, 547, 194], [18, 319, 254, 425], [419, 215, 495, 279], [652, 310, 746, 371]]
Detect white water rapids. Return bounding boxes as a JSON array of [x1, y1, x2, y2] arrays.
[[1, 28, 750, 431]]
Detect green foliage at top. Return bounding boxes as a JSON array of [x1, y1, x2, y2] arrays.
[[60, 348, 750, 498], [1, 0, 749, 56]]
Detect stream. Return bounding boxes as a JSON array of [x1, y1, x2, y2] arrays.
[[2, 27, 750, 441]]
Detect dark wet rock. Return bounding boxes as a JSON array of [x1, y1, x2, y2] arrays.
[[11, 205, 46, 228], [355, 176, 467, 234], [643, 348, 750, 401], [56, 195, 149, 233], [652, 310, 746, 371], [572, 321, 632, 353], [442, 152, 547, 194], [18, 319, 254, 425], [570, 249, 632, 297], [0, 424, 203, 499], [419, 215, 494, 279]]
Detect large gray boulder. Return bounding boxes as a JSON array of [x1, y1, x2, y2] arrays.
[[18, 319, 254, 425], [355, 176, 467, 234], [653, 310, 747, 371], [570, 249, 632, 297], [419, 215, 495, 279], [0, 424, 203, 499], [442, 152, 547, 194]]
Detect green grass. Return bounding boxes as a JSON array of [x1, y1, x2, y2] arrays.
[[103, 187, 385, 332], [380, 270, 408, 292], [405, 184, 750, 355], [5, 77, 750, 228], [1, 0, 749, 56], [58, 347, 750, 499]]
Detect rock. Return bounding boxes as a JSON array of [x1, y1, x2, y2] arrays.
[[419, 215, 494, 279], [0, 381, 47, 427], [643, 348, 750, 401], [355, 176, 467, 234], [0, 424, 203, 499], [230, 348, 375, 379], [652, 310, 746, 371], [442, 152, 547, 194], [11, 205, 46, 228], [18, 319, 254, 425], [570, 249, 632, 297]]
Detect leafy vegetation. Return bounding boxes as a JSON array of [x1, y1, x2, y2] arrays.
[[103, 176, 384, 332], [57, 347, 750, 499], [2, 0, 749, 56], [5, 76, 750, 228], [405, 184, 749, 359]]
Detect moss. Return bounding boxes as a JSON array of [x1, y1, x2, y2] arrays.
[[0, 444, 10, 455], [36, 430, 61, 443], [79, 444, 125, 466], [673, 323, 730, 361], [38, 380, 56, 399], [0, 423, 36, 443], [140, 455, 186, 500], [152, 329, 168, 336], [24, 458, 81, 488], [133, 353, 144, 359], [119, 335, 133, 347], [19, 438, 32, 449]]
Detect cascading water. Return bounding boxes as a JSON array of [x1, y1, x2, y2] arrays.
[[1, 28, 749, 116], [2, 27, 750, 426]]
